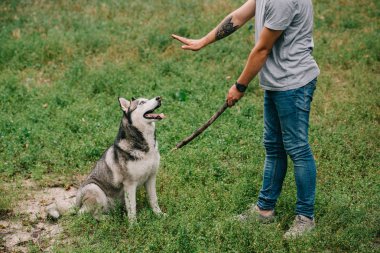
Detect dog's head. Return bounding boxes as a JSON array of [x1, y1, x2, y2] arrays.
[[118, 96, 165, 126]]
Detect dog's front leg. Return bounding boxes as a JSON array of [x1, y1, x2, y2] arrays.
[[145, 175, 164, 216], [124, 182, 137, 223]]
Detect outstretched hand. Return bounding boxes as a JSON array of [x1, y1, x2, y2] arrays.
[[171, 34, 206, 51]]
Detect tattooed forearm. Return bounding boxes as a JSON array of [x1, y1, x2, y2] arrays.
[[215, 16, 239, 41]]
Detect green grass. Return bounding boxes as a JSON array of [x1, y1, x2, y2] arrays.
[[0, 0, 379, 252]]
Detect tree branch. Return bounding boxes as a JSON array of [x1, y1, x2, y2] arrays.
[[173, 102, 229, 150]]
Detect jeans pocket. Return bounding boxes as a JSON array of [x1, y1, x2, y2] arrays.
[[295, 79, 317, 112], [294, 87, 309, 112], [305, 79, 317, 108]]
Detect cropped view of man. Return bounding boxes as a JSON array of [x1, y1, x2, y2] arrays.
[[172, 0, 320, 238]]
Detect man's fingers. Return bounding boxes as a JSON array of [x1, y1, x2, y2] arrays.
[[171, 34, 190, 45], [226, 98, 236, 107], [182, 45, 199, 51], [226, 84, 244, 107], [171, 34, 180, 40]]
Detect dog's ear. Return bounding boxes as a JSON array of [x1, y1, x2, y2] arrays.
[[118, 97, 130, 112], [131, 97, 137, 101]]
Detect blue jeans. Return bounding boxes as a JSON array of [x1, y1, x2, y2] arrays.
[[257, 79, 317, 219]]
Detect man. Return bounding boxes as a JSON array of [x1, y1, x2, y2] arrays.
[[172, 0, 320, 239]]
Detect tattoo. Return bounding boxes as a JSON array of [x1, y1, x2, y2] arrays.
[[215, 16, 239, 41]]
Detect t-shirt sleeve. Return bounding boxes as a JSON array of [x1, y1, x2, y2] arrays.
[[264, 0, 296, 31]]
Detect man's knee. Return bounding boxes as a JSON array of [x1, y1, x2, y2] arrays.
[[263, 140, 287, 156], [284, 143, 313, 160]]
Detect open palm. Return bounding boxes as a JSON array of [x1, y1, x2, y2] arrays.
[[171, 34, 206, 51]]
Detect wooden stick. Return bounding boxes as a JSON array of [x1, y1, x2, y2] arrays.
[[173, 102, 229, 150]]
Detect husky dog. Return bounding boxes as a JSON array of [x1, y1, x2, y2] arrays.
[[47, 96, 165, 222]]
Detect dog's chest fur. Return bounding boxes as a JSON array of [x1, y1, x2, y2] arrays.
[[126, 145, 160, 185], [112, 126, 160, 187]]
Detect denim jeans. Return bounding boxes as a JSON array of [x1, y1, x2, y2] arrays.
[[257, 78, 317, 219]]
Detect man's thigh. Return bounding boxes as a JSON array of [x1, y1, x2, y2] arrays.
[[272, 80, 317, 149], [263, 91, 283, 146]]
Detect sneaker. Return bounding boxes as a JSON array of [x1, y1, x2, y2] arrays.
[[236, 205, 275, 223], [284, 215, 315, 239]]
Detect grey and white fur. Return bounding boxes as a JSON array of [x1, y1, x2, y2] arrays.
[[47, 96, 165, 222]]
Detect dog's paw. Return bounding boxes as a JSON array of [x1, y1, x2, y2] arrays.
[[46, 208, 60, 220], [128, 216, 137, 225], [94, 214, 109, 222], [155, 211, 168, 218]]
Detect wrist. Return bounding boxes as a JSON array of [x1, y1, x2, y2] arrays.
[[200, 37, 209, 48], [235, 82, 247, 92]]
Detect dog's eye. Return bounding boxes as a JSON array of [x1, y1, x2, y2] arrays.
[[139, 101, 145, 105]]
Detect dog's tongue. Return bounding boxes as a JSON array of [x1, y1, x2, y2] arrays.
[[146, 113, 166, 119]]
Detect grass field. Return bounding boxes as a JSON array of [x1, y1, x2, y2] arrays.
[[0, 0, 379, 252]]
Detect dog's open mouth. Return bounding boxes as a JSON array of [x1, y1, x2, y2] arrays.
[[144, 105, 165, 120]]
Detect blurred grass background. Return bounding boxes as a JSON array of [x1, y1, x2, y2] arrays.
[[0, 0, 379, 252]]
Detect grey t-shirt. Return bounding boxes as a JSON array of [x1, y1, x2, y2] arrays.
[[255, 0, 320, 91]]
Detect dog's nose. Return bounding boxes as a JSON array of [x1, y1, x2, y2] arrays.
[[156, 96, 161, 102]]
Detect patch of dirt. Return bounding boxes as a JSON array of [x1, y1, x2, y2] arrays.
[[0, 180, 77, 252]]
